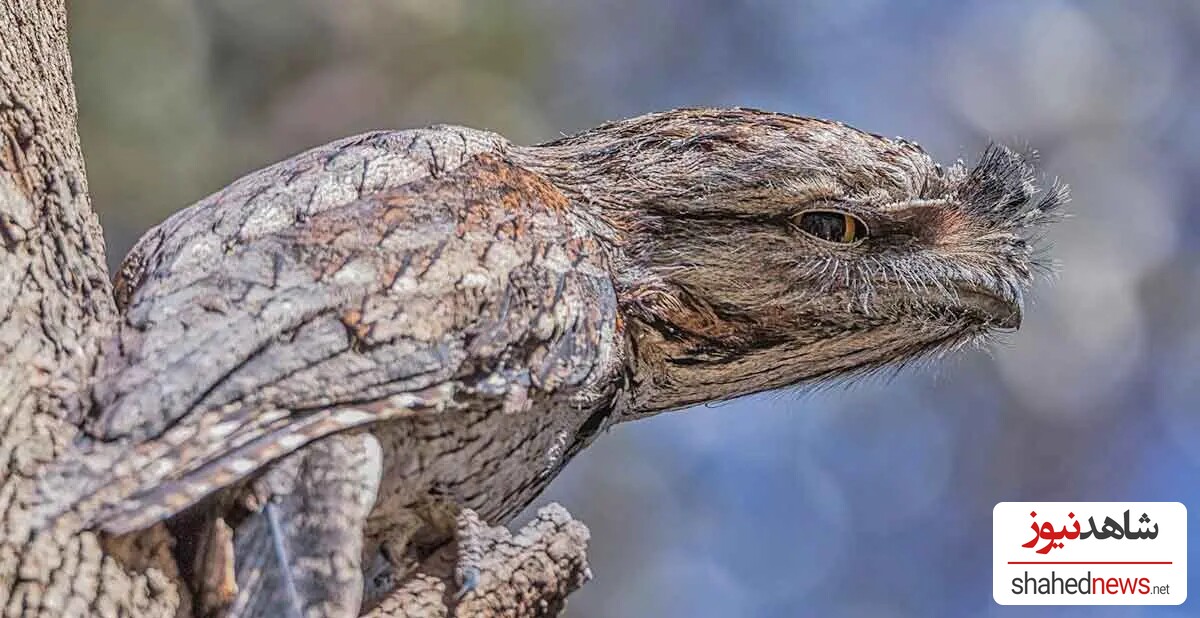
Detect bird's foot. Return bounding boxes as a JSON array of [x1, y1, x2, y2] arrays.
[[453, 507, 484, 600]]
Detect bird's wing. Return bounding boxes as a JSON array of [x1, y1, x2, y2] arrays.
[[38, 153, 619, 534]]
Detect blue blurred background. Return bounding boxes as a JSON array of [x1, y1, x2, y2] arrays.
[[68, 1, 1199, 615]]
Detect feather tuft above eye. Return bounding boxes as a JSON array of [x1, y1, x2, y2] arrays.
[[955, 144, 1068, 230]]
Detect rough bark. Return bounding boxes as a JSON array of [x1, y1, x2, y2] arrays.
[[0, 0, 181, 615], [0, 1, 590, 616], [364, 505, 591, 618]]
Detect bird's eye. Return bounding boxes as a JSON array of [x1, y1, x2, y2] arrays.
[[795, 210, 868, 244]]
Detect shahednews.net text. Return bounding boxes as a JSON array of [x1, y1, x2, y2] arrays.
[[1011, 571, 1172, 596]]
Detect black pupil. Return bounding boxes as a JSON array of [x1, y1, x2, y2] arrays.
[[800, 211, 851, 242]]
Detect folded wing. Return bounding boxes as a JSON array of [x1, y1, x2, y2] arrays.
[[37, 153, 618, 534]]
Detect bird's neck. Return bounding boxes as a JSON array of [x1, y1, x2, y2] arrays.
[[511, 145, 749, 420]]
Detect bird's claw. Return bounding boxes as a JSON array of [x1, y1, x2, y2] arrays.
[[453, 507, 485, 600], [454, 565, 480, 600]]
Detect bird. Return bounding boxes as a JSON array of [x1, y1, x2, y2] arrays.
[[35, 107, 1064, 616]]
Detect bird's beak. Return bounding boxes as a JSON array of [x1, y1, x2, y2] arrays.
[[957, 286, 1023, 330]]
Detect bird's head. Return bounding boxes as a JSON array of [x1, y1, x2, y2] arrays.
[[520, 108, 1066, 416]]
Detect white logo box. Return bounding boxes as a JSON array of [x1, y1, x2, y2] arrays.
[[993, 502, 1186, 605]]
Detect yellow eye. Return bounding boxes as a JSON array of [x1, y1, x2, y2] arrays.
[[795, 211, 868, 244]]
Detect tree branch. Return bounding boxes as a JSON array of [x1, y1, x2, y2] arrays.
[[365, 505, 591, 618]]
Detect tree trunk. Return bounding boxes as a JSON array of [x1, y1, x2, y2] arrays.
[[0, 0, 182, 615], [0, 2, 589, 616]]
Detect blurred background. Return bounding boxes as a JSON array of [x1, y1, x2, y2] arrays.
[[68, 1, 1199, 616]]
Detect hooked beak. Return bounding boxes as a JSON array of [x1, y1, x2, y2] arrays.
[[957, 286, 1023, 330]]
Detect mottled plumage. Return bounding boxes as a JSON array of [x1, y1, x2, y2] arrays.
[[36, 108, 1063, 616]]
